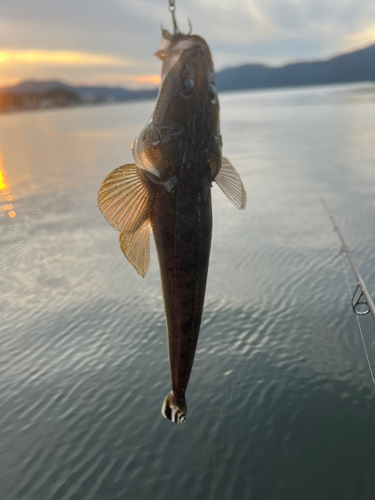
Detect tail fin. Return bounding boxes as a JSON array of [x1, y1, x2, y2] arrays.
[[161, 392, 187, 424]]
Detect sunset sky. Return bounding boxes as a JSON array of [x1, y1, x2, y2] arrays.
[[1, 0, 375, 89]]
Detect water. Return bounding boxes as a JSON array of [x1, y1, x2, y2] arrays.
[[1, 84, 375, 500]]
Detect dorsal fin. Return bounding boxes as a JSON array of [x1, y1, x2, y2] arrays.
[[215, 158, 247, 210]]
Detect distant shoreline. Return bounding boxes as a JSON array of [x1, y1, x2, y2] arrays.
[[1, 42, 375, 114], [2, 81, 375, 117]]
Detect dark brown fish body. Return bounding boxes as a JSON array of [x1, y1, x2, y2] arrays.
[[98, 30, 246, 424], [151, 130, 213, 417], [149, 38, 220, 421]]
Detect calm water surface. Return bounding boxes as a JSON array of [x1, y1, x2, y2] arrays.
[[1, 84, 375, 499]]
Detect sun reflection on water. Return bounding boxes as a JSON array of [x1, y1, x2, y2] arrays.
[[0, 155, 16, 218]]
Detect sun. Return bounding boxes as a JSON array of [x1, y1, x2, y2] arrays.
[[346, 23, 375, 51]]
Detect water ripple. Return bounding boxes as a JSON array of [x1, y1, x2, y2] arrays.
[[2, 87, 375, 500]]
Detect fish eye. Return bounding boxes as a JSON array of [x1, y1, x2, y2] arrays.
[[182, 77, 194, 93], [208, 83, 217, 104]]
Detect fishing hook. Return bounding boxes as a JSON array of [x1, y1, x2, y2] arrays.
[[168, 0, 192, 35]]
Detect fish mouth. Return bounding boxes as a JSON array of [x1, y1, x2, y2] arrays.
[[155, 35, 199, 79]]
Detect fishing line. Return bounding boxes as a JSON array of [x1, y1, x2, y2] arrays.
[[340, 251, 375, 388]]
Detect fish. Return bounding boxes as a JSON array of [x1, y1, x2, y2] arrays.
[[97, 28, 246, 424]]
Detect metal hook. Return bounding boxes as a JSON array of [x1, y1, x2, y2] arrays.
[[187, 17, 192, 35], [168, 0, 192, 35], [169, 0, 179, 34]]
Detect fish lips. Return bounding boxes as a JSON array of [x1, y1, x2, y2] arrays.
[[155, 36, 201, 79]]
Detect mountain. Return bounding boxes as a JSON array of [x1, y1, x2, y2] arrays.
[[0, 81, 158, 112], [1, 43, 375, 113], [215, 44, 375, 91], [0, 81, 158, 102]]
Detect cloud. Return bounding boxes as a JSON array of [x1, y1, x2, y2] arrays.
[[345, 22, 375, 50], [1, 0, 375, 86], [0, 50, 131, 66]]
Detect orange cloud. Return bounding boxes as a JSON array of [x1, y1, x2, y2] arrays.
[[123, 74, 161, 85], [0, 49, 131, 67]]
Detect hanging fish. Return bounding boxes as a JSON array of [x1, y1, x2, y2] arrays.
[[98, 26, 246, 424]]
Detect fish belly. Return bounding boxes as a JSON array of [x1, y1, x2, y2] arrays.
[[151, 177, 212, 403]]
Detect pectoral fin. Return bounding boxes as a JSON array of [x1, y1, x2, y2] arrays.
[[98, 163, 157, 277], [119, 219, 152, 278], [215, 158, 247, 210], [98, 163, 156, 232]]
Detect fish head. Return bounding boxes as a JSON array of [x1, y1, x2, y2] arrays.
[[132, 30, 221, 181], [155, 30, 219, 121]]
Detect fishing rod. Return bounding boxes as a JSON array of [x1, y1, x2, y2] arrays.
[[323, 199, 375, 387], [322, 199, 375, 321]]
